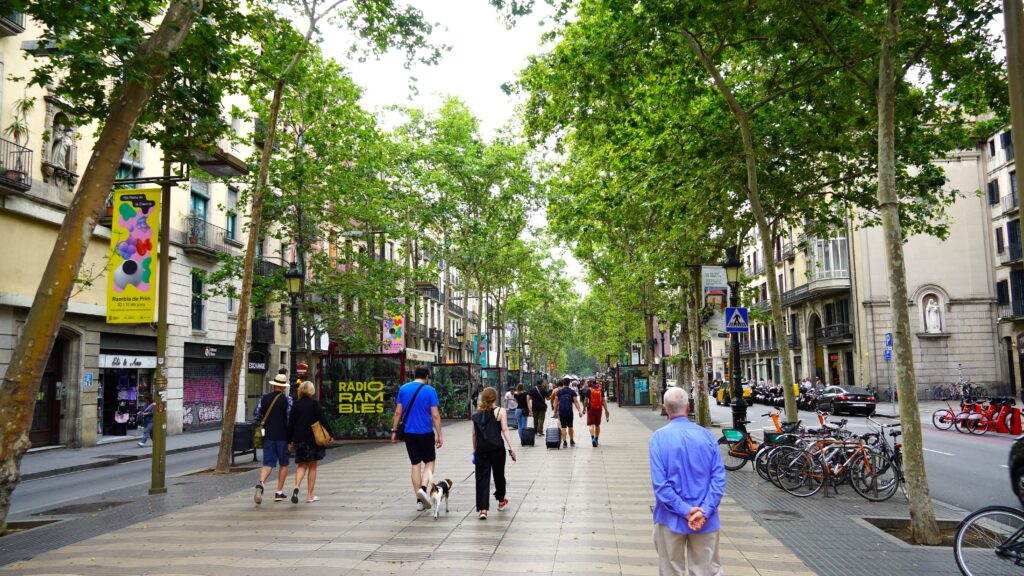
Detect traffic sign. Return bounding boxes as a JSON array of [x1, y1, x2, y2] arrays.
[[725, 307, 749, 333], [885, 332, 893, 349], [884, 349, 892, 361]]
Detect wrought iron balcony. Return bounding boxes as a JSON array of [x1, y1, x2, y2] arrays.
[[1002, 243, 1024, 267], [739, 342, 753, 355], [999, 301, 1024, 320], [448, 335, 460, 347], [0, 137, 32, 193], [787, 331, 800, 348], [0, 9, 24, 37], [449, 302, 464, 316], [251, 318, 276, 344], [178, 213, 237, 258], [1002, 193, 1020, 215], [428, 328, 443, 342], [816, 323, 854, 344], [782, 241, 796, 260], [419, 285, 441, 302]]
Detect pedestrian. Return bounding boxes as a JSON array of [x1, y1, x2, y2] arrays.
[[650, 387, 725, 576], [551, 377, 583, 448], [287, 380, 332, 504], [529, 377, 548, 433], [585, 380, 610, 447], [504, 387, 517, 412], [471, 386, 516, 520], [391, 365, 443, 512], [254, 372, 293, 504], [136, 396, 155, 447], [513, 384, 531, 440]]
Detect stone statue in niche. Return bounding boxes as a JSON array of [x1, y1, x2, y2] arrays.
[[48, 117, 73, 170], [924, 296, 942, 333]]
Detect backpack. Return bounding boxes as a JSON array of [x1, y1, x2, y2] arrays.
[[589, 387, 602, 410], [473, 408, 504, 452], [557, 388, 575, 412]]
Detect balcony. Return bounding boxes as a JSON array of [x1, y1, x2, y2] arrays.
[[255, 259, 282, 278], [1002, 194, 1020, 215], [0, 137, 32, 193], [761, 337, 777, 352], [251, 318, 276, 344], [816, 323, 854, 344], [999, 301, 1024, 321], [428, 328, 443, 342], [178, 214, 237, 259], [746, 262, 766, 277], [782, 269, 851, 307], [1002, 243, 1024, 267], [0, 10, 25, 37], [782, 241, 796, 260], [449, 302, 464, 316], [448, 335, 460, 348], [787, 331, 800, 348], [739, 342, 753, 355], [418, 285, 441, 302]]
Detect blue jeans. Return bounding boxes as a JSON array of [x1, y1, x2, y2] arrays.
[[140, 421, 153, 444], [515, 409, 528, 438]]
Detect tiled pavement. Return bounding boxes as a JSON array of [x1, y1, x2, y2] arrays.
[[1, 406, 812, 576]]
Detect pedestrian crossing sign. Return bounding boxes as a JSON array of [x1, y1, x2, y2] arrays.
[[725, 307, 749, 333]]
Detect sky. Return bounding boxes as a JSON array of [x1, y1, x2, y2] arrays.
[[319, 1, 589, 296]]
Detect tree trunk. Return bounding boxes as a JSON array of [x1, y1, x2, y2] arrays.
[[876, 0, 941, 545], [688, 270, 711, 427], [680, 28, 797, 422], [0, 0, 201, 532], [214, 79, 286, 473]]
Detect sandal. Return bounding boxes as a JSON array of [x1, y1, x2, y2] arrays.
[[306, 496, 320, 503]]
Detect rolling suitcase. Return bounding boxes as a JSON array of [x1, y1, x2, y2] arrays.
[[521, 427, 535, 446], [545, 425, 561, 449]]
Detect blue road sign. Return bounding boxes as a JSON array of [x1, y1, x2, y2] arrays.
[[884, 349, 892, 361], [885, 332, 893, 349], [725, 307, 749, 333]]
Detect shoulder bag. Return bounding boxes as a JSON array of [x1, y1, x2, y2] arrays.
[[253, 392, 282, 450], [311, 403, 332, 447], [395, 383, 426, 441]]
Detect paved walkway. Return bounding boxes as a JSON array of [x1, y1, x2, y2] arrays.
[[2, 406, 812, 576]]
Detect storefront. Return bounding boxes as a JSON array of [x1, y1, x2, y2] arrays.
[[182, 342, 234, 432], [97, 333, 157, 439]]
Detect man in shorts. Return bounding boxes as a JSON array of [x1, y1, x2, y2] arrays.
[[391, 366, 443, 511], [253, 373, 293, 504], [551, 377, 582, 448], [583, 380, 611, 446]]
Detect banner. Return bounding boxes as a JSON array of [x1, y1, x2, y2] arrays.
[[107, 188, 161, 324], [382, 298, 405, 353], [508, 348, 520, 371], [701, 266, 730, 335], [473, 333, 488, 366]]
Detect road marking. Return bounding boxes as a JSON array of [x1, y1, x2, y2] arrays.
[[923, 448, 954, 456], [1001, 464, 1010, 468]]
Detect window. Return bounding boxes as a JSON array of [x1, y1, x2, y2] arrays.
[[998, 280, 1010, 305], [1012, 171, 1018, 198], [191, 271, 204, 331], [836, 298, 850, 325], [1011, 220, 1022, 259], [228, 295, 235, 314], [1002, 130, 1014, 161], [808, 236, 849, 280], [116, 140, 143, 187], [226, 187, 238, 240], [190, 179, 209, 221], [989, 180, 1001, 204], [990, 140, 997, 157], [231, 116, 244, 151], [997, 227, 1005, 253]]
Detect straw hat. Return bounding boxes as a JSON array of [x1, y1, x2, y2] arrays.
[[270, 373, 291, 387]]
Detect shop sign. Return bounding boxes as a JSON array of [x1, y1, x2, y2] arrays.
[[106, 188, 161, 324], [337, 381, 385, 414], [99, 354, 157, 369], [247, 351, 267, 373], [204, 346, 218, 358]]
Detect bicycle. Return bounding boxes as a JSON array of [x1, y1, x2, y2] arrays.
[[954, 506, 1024, 575], [858, 416, 906, 502]]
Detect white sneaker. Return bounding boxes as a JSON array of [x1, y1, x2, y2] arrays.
[[416, 488, 432, 510], [417, 501, 425, 512]]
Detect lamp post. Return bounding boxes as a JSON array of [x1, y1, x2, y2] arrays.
[[285, 262, 302, 388], [724, 246, 746, 432], [658, 318, 668, 387], [633, 337, 642, 365]]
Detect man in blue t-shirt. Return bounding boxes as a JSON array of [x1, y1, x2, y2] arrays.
[[551, 377, 582, 448], [391, 365, 442, 511]]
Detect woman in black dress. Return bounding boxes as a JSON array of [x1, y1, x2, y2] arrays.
[[287, 380, 332, 503]]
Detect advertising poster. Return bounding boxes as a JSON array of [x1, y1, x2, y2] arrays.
[[107, 188, 160, 324], [508, 348, 520, 371], [473, 333, 488, 366], [701, 266, 730, 335], [382, 298, 405, 353]]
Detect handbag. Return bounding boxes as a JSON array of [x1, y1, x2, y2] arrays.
[[253, 392, 282, 450], [311, 421, 331, 447], [395, 383, 426, 440]]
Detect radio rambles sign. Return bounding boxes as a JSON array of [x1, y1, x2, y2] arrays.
[[338, 381, 385, 414]]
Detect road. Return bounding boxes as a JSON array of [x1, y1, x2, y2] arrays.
[[9, 446, 226, 517], [708, 399, 1020, 513]]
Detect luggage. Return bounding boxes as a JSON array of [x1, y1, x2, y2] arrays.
[[521, 427, 535, 446], [545, 425, 561, 449]]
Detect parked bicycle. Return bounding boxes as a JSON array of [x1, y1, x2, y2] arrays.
[[933, 363, 981, 401]]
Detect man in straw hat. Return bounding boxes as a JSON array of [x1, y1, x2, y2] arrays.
[[253, 372, 293, 504]]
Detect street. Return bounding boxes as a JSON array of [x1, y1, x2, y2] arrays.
[[707, 399, 1021, 512]]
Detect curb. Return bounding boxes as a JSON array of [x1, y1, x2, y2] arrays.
[[22, 442, 220, 481]]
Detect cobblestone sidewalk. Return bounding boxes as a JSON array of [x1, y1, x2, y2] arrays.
[[1, 406, 812, 576]]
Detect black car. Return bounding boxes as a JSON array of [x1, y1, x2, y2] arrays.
[[817, 385, 876, 415], [1011, 434, 1024, 507]]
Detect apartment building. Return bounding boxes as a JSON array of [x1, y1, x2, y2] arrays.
[[0, 10, 292, 448], [989, 127, 1022, 394], [739, 143, 1004, 396]]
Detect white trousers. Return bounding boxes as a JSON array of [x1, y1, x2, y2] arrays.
[[652, 522, 722, 576]]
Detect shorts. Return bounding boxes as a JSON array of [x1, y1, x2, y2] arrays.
[[587, 408, 602, 426], [404, 432, 436, 465], [558, 410, 574, 428], [262, 440, 290, 468], [294, 441, 326, 463]]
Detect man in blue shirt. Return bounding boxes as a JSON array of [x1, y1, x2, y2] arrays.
[[649, 387, 725, 576], [391, 366, 442, 511]]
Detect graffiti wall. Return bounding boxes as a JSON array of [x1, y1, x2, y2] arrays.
[[320, 354, 404, 439], [183, 361, 225, 430]]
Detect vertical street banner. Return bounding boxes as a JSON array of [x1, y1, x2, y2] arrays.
[[473, 333, 488, 366], [382, 298, 405, 353], [107, 188, 161, 324], [701, 266, 730, 335], [509, 348, 520, 371]]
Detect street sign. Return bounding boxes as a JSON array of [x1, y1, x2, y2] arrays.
[[884, 349, 892, 361], [885, 332, 893, 349], [775, 358, 781, 366], [725, 307, 749, 333]]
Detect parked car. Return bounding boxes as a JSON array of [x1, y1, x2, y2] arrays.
[[817, 385, 876, 415], [716, 383, 751, 406], [1011, 434, 1024, 507]]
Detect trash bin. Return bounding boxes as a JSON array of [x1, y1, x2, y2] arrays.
[[231, 421, 257, 465]]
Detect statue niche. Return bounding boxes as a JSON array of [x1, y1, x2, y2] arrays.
[[41, 96, 79, 191], [923, 295, 942, 334]]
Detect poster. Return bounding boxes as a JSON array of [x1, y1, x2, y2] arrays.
[[508, 348, 520, 371], [107, 188, 160, 324], [382, 298, 405, 353], [701, 266, 730, 335], [473, 333, 488, 366]]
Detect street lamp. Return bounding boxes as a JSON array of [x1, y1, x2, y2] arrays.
[[633, 337, 642, 365], [285, 262, 302, 388], [724, 246, 746, 431]]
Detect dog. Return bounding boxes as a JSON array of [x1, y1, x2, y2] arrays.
[[427, 471, 454, 519]]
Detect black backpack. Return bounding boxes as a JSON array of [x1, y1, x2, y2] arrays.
[[472, 408, 504, 452]]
